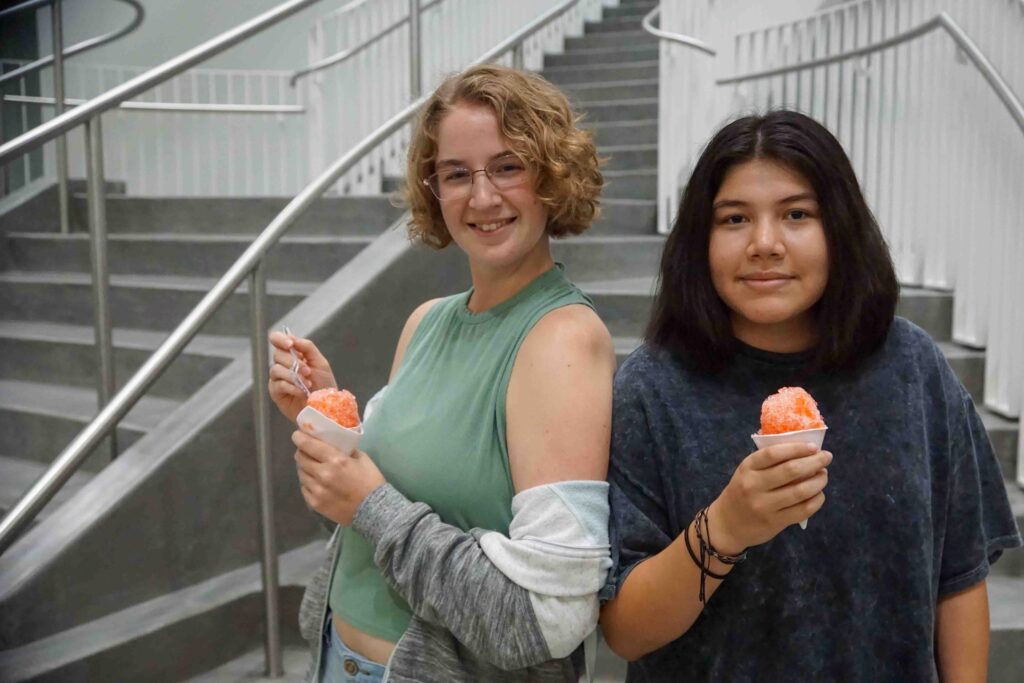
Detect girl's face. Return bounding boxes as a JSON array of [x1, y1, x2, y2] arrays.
[[708, 158, 829, 353], [433, 102, 551, 276]]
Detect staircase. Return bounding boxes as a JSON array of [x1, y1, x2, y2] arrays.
[[0, 185, 403, 526], [0, 1, 1020, 681]]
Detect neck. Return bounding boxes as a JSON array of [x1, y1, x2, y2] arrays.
[[466, 242, 555, 313], [731, 315, 818, 354]]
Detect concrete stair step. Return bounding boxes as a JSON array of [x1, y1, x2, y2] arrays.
[[0, 379, 179, 471], [982, 409, 1020, 487], [989, 573, 1024, 683], [585, 119, 658, 147], [612, 335, 643, 368], [601, 168, 658, 199], [993, 484, 1024, 578], [579, 274, 656, 338], [0, 541, 318, 682], [585, 16, 647, 33], [591, 198, 657, 235], [543, 44, 658, 67], [565, 29, 656, 51], [0, 271, 313, 335], [66, 195, 403, 236], [0, 454, 95, 529], [552, 235, 665, 282], [598, 144, 657, 172], [895, 287, 951, 342], [603, 2, 657, 20], [576, 98, 659, 123], [566, 78, 659, 103], [5, 232, 374, 283], [0, 321, 245, 401], [937, 340, 986, 405], [0, 180, 124, 235], [542, 61, 658, 86]]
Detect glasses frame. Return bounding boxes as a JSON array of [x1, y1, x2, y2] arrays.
[[423, 154, 531, 202]]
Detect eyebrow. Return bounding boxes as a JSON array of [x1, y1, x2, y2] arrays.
[[435, 151, 517, 169], [712, 192, 818, 210]]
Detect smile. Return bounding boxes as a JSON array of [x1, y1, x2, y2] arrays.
[[469, 217, 515, 233], [741, 274, 794, 290]]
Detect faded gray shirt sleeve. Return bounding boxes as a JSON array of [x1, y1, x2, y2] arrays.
[[352, 482, 609, 671]]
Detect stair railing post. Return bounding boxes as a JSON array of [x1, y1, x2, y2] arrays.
[[0, 80, 6, 197], [84, 114, 117, 461], [512, 42, 525, 70], [249, 260, 283, 678], [408, 0, 421, 99], [52, 0, 70, 234]]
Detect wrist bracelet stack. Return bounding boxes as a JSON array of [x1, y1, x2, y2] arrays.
[[683, 506, 747, 603]]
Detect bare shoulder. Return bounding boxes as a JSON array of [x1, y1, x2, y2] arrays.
[[389, 298, 443, 380], [520, 303, 613, 362]]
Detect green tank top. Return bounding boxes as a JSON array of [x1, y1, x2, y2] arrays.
[[329, 265, 593, 642]]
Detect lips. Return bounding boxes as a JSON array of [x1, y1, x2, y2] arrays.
[[469, 217, 515, 233], [740, 272, 794, 290], [742, 271, 792, 281]]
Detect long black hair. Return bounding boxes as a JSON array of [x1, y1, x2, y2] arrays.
[[646, 110, 898, 373]]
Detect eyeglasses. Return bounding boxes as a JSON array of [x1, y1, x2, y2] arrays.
[[424, 155, 530, 201]]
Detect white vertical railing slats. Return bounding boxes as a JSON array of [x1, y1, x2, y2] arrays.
[[306, 0, 605, 198], [658, 1, 1022, 479]]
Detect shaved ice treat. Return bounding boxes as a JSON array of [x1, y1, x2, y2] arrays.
[[759, 387, 826, 435], [307, 388, 360, 429]]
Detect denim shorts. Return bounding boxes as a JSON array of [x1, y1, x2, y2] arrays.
[[320, 616, 387, 683]]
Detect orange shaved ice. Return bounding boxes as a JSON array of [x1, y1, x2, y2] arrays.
[[759, 387, 825, 435], [307, 388, 360, 429]]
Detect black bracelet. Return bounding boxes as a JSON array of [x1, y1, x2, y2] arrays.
[[683, 518, 725, 604], [695, 507, 748, 565], [683, 520, 728, 580], [683, 507, 749, 603]]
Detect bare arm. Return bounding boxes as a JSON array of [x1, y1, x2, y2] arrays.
[[601, 442, 831, 661], [505, 304, 615, 490], [599, 521, 737, 660], [935, 580, 989, 682]]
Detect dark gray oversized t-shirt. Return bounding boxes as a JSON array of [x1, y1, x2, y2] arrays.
[[606, 317, 1022, 682]]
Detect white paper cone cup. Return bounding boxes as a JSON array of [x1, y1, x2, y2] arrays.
[[297, 405, 363, 455], [750, 427, 828, 530]]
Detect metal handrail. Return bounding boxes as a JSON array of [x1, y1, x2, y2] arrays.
[[0, 0, 584, 673], [0, 0, 320, 166], [0, 0, 145, 87], [0, 0, 586, 554], [716, 12, 1024, 136], [0, 0, 143, 235], [640, 5, 717, 56], [0, 3, 325, 676], [3, 95, 306, 114], [289, 0, 445, 86]]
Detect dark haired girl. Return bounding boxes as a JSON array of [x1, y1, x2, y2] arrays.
[[599, 110, 1021, 681]]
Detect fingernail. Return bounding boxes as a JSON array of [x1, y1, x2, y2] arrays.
[[806, 442, 818, 451]]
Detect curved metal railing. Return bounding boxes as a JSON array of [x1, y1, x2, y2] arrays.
[[290, 0, 448, 86], [0, 0, 588, 671], [0, 0, 145, 87], [716, 11, 1024, 134], [640, 4, 716, 56], [0, 0, 145, 233]]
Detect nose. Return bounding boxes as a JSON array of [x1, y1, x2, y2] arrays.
[[467, 170, 501, 209], [748, 218, 785, 259]]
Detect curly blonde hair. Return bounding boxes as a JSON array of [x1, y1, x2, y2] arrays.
[[402, 64, 603, 249]]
